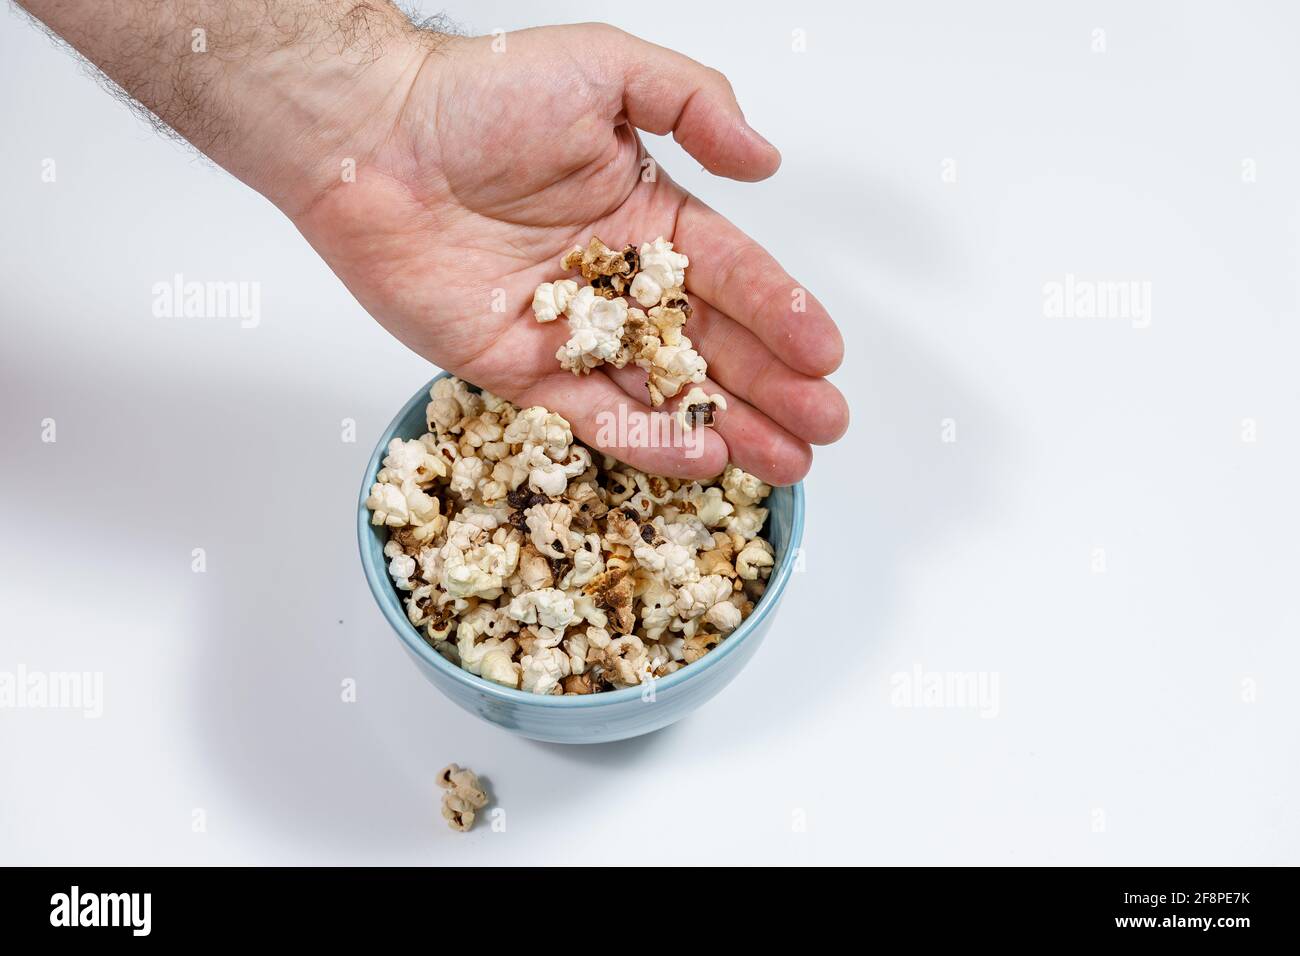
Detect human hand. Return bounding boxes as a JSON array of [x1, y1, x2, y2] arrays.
[[286, 23, 848, 485], [16, 2, 848, 484]]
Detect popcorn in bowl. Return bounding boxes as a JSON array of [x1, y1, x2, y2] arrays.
[[364, 377, 774, 695]]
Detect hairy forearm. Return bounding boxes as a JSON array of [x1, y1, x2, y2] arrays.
[[17, 0, 436, 213]]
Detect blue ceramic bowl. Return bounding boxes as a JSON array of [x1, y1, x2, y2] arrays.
[[358, 372, 805, 743]]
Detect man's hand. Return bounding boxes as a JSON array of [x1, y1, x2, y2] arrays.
[[20, 3, 848, 484]]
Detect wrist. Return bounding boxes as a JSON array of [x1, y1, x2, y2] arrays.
[[225, 14, 441, 217], [21, 0, 442, 218]]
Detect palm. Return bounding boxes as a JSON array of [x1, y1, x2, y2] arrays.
[[294, 26, 847, 484]]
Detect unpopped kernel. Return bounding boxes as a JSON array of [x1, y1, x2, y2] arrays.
[[365, 378, 774, 695]]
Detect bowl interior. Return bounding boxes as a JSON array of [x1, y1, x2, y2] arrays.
[[358, 374, 805, 707]]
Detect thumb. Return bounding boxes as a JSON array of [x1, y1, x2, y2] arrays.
[[606, 28, 781, 182]]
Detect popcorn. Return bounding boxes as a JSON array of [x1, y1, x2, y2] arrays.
[[525, 502, 575, 559], [646, 339, 708, 405], [556, 287, 628, 375], [436, 763, 489, 832], [503, 406, 573, 460], [427, 377, 483, 434], [385, 544, 417, 590], [722, 464, 771, 508], [736, 538, 775, 581], [365, 376, 775, 694], [675, 575, 733, 619], [629, 237, 689, 308], [633, 540, 701, 588], [450, 455, 488, 500], [507, 588, 577, 631], [480, 648, 521, 688], [366, 482, 409, 526], [532, 278, 579, 323], [520, 646, 570, 695], [561, 236, 640, 297], [675, 386, 728, 430], [534, 236, 707, 405], [689, 485, 734, 528], [727, 504, 769, 541], [683, 630, 722, 664], [378, 437, 449, 485]]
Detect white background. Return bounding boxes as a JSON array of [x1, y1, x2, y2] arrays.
[[2, 0, 1296, 865]]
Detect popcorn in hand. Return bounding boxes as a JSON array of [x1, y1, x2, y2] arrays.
[[532, 279, 579, 324], [533, 236, 705, 406], [629, 237, 689, 308], [556, 287, 628, 375], [675, 386, 728, 430]]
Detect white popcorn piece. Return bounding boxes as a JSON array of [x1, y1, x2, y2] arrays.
[[387, 550, 417, 590], [563, 629, 591, 675], [480, 649, 521, 688], [437, 763, 489, 832], [526, 445, 589, 497], [634, 540, 701, 588], [646, 338, 708, 405], [378, 437, 449, 485], [408, 486, 442, 525], [520, 646, 571, 695], [660, 514, 713, 552], [675, 575, 733, 619], [556, 287, 628, 375], [525, 501, 576, 560], [503, 406, 573, 460], [449, 456, 487, 500], [531, 278, 579, 324], [629, 237, 689, 308], [366, 482, 409, 526], [567, 534, 605, 588], [722, 464, 772, 508], [600, 635, 650, 686], [572, 594, 608, 629], [639, 578, 677, 641], [427, 377, 483, 435], [507, 588, 577, 631], [726, 504, 769, 541], [443, 561, 504, 600], [689, 485, 734, 528], [736, 537, 775, 580], [457, 630, 518, 678], [675, 386, 728, 430]]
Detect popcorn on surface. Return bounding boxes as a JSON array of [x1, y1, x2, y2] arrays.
[[436, 763, 490, 832], [366, 377, 776, 695]]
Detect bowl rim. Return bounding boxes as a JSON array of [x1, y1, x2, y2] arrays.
[[357, 372, 805, 708]]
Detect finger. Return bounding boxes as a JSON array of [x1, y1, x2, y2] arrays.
[[675, 195, 844, 377], [603, 27, 781, 182], [604, 364, 813, 486], [687, 296, 850, 445], [519, 369, 728, 480]]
